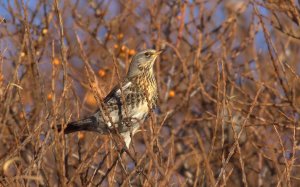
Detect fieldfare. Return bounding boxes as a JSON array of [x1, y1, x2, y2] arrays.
[[58, 49, 161, 148]]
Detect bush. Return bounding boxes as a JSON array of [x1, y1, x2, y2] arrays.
[[0, 0, 300, 186]]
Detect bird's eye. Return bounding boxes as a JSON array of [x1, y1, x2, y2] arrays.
[[144, 52, 151, 58]]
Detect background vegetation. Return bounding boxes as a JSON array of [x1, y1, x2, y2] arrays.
[[1, 0, 300, 186]]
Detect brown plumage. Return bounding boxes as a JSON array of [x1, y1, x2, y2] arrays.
[[58, 49, 161, 147]]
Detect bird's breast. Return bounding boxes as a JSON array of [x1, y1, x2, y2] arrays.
[[130, 102, 149, 121]]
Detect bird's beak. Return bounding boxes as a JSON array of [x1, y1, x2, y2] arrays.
[[155, 50, 164, 56]]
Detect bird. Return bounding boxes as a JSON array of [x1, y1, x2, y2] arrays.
[[58, 49, 162, 148]]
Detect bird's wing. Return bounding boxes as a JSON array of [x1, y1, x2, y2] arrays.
[[92, 79, 149, 133], [104, 80, 146, 109], [103, 80, 133, 104], [97, 80, 136, 119]]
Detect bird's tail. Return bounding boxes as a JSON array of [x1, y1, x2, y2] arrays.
[[57, 116, 98, 134]]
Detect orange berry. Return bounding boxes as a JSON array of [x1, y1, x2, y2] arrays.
[[85, 92, 97, 106], [95, 9, 103, 17], [78, 132, 85, 140], [52, 58, 60, 65], [129, 49, 136, 56], [47, 93, 52, 100], [121, 45, 126, 52], [98, 69, 106, 77], [120, 52, 126, 58], [20, 52, 25, 58], [169, 90, 175, 98], [107, 34, 112, 40], [114, 44, 119, 49], [117, 33, 124, 39], [42, 28, 48, 35], [19, 113, 24, 119]]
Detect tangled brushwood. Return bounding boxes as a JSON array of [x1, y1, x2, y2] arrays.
[[0, 0, 300, 186]]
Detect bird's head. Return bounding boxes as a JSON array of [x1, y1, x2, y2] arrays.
[[127, 49, 162, 78]]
